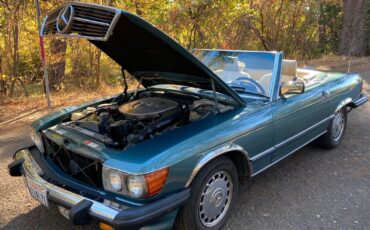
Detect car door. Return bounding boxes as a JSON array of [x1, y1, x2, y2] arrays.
[[272, 79, 332, 162], [233, 100, 274, 174]]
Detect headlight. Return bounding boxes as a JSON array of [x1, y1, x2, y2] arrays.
[[102, 166, 169, 199], [127, 175, 146, 198], [31, 129, 44, 153], [107, 171, 122, 191]]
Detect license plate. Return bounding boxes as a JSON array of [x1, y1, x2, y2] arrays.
[[26, 178, 49, 207]]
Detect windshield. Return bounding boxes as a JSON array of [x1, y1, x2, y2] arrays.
[[193, 50, 276, 96]]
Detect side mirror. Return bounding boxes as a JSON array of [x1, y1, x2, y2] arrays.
[[280, 80, 305, 96]]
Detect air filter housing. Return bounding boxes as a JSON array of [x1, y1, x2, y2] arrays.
[[119, 97, 179, 120]]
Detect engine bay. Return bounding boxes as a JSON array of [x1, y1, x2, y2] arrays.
[[60, 90, 233, 149]]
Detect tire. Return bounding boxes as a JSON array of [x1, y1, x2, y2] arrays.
[[317, 107, 347, 149], [175, 157, 238, 230]]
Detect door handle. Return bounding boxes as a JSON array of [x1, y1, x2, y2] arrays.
[[322, 90, 330, 96]]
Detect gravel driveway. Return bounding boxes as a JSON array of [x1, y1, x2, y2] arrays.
[[1, 63, 369, 230]]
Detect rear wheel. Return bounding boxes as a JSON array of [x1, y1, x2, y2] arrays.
[[317, 107, 347, 149], [175, 157, 238, 230]]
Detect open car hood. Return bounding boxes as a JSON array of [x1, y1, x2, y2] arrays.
[[41, 2, 244, 105]]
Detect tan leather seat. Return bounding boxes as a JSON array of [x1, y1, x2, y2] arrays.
[[258, 59, 298, 92], [281, 59, 297, 83], [214, 56, 250, 83]]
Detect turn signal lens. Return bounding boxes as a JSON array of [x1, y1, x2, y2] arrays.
[[100, 222, 115, 230], [144, 167, 169, 197]]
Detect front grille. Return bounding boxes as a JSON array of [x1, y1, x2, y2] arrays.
[[41, 2, 120, 41], [43, 136, 103, 189]]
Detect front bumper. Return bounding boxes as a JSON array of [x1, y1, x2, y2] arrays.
[[9, 148, 190, 229]]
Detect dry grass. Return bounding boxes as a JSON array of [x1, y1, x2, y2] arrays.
[[300, 55, 370, 72], [0, 85, 125, 124]]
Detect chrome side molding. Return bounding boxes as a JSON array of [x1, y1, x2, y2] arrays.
[[275, 114, 334, 149], [251, 130, 327, 176], [251, 114, 334, 162], [250, 147, 275, 161], [187, 114, 335, 186]]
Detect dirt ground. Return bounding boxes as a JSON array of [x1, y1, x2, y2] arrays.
[[0, 56, 370, 229]]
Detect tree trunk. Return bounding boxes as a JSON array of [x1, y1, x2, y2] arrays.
[[95, 50, 102, 88], [49, 38, 67, 91], [9, 13, 19, 97], [339, 0, 369, 56], [0, 56, 4, 96]]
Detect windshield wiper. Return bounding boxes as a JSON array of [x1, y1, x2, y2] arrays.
[[230, 86, 269, 99]]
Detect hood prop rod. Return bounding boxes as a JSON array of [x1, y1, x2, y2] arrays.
[[211, 78, 219, 114], [116, 67, 129, 104], [130, 78, 142, 102]]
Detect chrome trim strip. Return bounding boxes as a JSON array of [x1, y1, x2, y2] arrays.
[[15, 149, 119, 222], [250, 115, 334, 162], [335, 98, 352, 112], [269, 52, 283, 102], [102, 163, 169, 176], [185, 144, 250, 187], [353, 94, 368, 107], [74, 17, 111, 27], [275, 115, 334, 149], [251, 130, 327, 177], [250, 147, 275, 161]]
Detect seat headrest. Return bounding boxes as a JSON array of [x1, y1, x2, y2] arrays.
[[282, 59, 297, 76], [223, 56, 242, 72]]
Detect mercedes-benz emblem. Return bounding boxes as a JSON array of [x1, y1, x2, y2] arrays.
[[56, 5, 74, 33]]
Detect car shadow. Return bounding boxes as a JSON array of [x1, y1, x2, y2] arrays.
[[3, 204, 98, 230]]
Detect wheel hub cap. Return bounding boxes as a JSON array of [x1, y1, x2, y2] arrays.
[[211, 188, 224, 207], [332, 111, 345, 141], [199, 171, 233, 227]]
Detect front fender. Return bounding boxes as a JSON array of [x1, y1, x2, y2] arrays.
[[184, 143, 252, 187]]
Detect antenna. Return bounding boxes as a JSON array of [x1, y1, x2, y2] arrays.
[[347, 56, 351, 75]]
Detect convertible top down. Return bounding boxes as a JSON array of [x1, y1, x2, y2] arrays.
[[9, 2, 367, 230]]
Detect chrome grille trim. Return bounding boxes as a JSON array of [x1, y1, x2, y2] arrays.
[[41, 2, 121, 41]]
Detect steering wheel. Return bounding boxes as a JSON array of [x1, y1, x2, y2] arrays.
[[230, 77, 266, 95]]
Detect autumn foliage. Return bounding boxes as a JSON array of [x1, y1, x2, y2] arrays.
[[0, 0, 368, 104]]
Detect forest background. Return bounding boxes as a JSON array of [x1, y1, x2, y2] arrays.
[[0, 0, 369, 110]]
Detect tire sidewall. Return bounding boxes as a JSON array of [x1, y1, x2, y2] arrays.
[[177, 157, 238, 230]]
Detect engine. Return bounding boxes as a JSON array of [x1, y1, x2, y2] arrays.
[[119, 97, 180, 120], [62, 93, 232, 149]]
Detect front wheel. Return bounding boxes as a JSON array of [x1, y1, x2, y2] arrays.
[[175, 157, 238, 230], [317, 107, 347, 149]]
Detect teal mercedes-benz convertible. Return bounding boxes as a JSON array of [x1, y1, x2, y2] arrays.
[[8, 2, 368, 230]]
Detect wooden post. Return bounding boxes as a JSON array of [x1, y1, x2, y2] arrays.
[[34, 0, 51, 109]]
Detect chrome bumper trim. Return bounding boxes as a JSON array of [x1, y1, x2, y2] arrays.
[[353, 94, 368, 108], [15, 149, 119, 223]]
